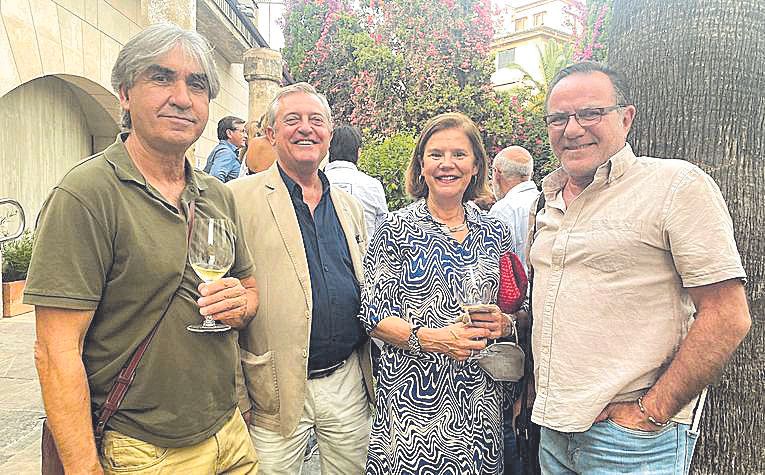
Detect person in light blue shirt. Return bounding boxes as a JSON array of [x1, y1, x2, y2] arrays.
[[324, 125, 388, 240], [489, 146, 540, 270], [203, 115, 246, 182]]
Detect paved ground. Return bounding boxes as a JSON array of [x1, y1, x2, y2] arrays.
[[0, 311, 321, 473], [0, 311, 43, 474]]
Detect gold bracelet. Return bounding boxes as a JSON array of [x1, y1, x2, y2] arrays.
[[637, 395, 669, 427]]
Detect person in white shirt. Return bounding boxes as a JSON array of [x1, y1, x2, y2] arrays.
[[325, 125, 388, 240], [489, 146, 540, 269]]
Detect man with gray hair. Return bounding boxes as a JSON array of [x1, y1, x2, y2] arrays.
[[26, 24, 259, 473], [489, 145, 539, 269], [229, 82, 373, 473]]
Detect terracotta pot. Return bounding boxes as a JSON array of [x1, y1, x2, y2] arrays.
[[2, 280, 33, 317]]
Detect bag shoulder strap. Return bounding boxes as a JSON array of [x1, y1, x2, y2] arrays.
[[94, 201, 196, 441]]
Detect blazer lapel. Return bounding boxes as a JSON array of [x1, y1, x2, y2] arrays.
[[264, 164, 312, 308]]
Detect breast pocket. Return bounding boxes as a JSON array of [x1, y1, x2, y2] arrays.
[[581, 219, 641, 274]]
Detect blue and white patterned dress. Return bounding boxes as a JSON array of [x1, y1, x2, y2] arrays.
[[360, 199, 514, 475]]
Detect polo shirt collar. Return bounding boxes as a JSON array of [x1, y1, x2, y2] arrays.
[[541, 143, 637, 198], [104, 133, 206, 195]]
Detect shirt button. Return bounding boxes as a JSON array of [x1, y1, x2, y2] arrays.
[[305, 310, 310, 319], [323, 265, 329, 272], [302, 349, 308, 358]]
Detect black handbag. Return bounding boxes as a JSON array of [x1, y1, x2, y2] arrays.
[[513, 193, 545, 475]]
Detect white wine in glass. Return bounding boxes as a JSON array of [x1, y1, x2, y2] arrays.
[[187, 217, 235, 333]]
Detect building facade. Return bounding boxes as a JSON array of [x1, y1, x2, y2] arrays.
[[0, 0, 283, 228], [491, 0, 574, 90]]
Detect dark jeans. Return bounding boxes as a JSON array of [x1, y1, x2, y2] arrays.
[[503, 396, 522, 475]]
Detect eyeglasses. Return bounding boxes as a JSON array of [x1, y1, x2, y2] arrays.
[[231, 128, 246, 134], [544, 105, 628, 129]]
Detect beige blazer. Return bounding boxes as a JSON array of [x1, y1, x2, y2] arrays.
[[228, 163, 374, 437]]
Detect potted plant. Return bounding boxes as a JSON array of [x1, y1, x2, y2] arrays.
[[1, 230, 34, 317]]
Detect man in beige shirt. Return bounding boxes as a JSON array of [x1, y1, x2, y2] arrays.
[[528, 61, 750, 474]]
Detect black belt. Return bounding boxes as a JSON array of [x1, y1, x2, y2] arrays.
[[307, 359, 346, 380]]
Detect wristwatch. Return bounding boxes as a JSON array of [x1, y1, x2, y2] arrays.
[[408, 325, 423, 355]]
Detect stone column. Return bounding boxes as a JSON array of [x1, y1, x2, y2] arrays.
[[243, 48, 283, 125], [141, 0, 196, 30]]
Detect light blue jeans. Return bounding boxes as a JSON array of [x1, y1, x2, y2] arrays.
[[540, 420, 699, 475]]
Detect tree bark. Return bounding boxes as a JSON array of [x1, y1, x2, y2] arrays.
[[606, 1, 764, 473]]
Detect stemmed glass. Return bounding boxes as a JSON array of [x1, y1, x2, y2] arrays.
[[187, 218, 235, 333], [457, 265, 495, 360]]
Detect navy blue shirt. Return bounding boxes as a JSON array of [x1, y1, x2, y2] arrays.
[[278, 165, 366, 371]]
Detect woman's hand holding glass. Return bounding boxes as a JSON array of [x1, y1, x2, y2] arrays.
[[465, 305, 513, 339], [418, 323, 490, 361]]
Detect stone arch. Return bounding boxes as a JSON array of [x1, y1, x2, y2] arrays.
[[0, 75, 119, 226]]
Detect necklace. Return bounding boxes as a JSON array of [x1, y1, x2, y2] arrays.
[[442, 222, 467, 233], [428, 202, 467, 234]]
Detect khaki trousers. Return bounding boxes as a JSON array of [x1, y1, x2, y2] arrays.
[[100, 408, 258, 474], [249, 351, 371, 474]]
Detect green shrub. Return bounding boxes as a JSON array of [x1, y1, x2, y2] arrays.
[[359, 133, 416, 211], [1, 230, 33, 281]]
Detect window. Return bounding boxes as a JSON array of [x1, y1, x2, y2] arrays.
[[533, 12, 546, 27], [497, 49, 516, 70], [514, 17, 527, 32]]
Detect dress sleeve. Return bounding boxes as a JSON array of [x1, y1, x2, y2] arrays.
[[358, 215, 404, 334]]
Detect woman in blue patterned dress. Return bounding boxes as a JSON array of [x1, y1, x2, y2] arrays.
[[360, 112, 516, 474]]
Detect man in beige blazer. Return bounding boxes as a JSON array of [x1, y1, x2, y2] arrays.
[[228, 83, 374, 474]]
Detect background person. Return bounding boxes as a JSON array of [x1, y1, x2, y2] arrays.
[[489, 146, 540, 270], [204, 115, 246, 182], [360, 112, 517, 474], [324, 125, 389, 240]]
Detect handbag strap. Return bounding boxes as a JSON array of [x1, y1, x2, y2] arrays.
[[94, 200, 196, 441]]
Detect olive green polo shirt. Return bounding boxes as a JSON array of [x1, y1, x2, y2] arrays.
[[24, 135, 254, 447]]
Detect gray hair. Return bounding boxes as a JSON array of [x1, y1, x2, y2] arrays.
[[545, 61, 630, 111], [111, 23, 220, 130], [264, 82, 333, 131], [494, 147, 533, 178]]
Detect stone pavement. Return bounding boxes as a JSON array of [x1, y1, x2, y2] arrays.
[[0, 311, 42, 474], [0, 311, 321, 473]]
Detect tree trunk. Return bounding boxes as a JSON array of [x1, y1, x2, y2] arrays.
[[606, 1, 764, 473]]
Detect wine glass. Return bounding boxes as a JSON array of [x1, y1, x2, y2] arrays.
[[187, 218, 235, 333], [457, 264, 495, 360]]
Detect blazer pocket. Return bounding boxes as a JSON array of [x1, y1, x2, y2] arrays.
[[240, 348, 280, 415]]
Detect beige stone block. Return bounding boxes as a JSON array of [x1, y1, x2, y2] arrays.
[[84, 0, 98, 25], [81, 21, 101, 84], [54, 0, 86, 18], [57, 5, 84, 75], [100, 34, 120, 88], [98, 0, 131, 45], [105, 0, 138, 24], [0, 11, 21, 97], [30, 0, 65, 73], [128, 20, 141, 39], [1, 0, 43, 82]]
